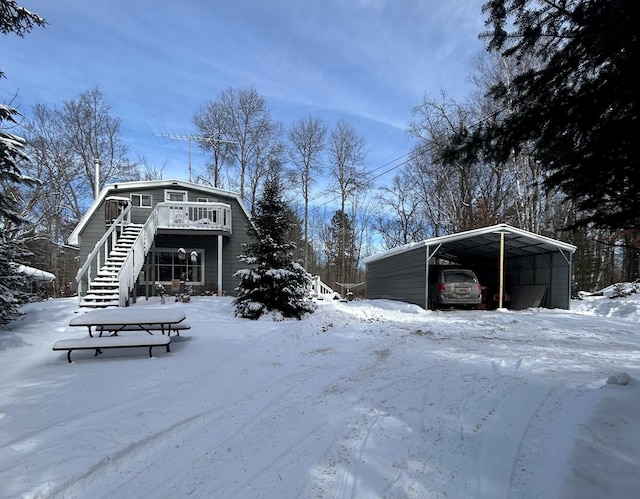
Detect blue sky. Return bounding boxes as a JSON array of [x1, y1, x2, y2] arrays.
[[3, 0, 487, 186]]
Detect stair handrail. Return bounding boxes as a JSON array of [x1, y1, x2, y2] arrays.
[[116, 205, 159, 306], [311, 275, 336, 298], [76, 203, 132, 299]]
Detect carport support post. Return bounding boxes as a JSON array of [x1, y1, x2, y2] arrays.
[[425, 245, 430, 309], [499, 232, 505, 309], [217, 234, 223, 295], [424, 243, 441, 309]]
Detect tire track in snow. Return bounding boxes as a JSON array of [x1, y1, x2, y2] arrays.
[[470, 382, 560, 499], [55, 368, 322, 498], [47, 410, 208, 498], [216, 341, 411, 498], [296, 335, 454, 498]]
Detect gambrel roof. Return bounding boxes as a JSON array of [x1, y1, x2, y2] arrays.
[[68, 179, 250, 246]]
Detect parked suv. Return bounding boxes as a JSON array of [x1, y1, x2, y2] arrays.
[[428, 267, 482, 309]]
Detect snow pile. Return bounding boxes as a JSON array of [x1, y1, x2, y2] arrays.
[[572, 285, 640, 320]]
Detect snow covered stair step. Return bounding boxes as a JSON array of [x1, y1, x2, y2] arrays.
[[53, 335, 171, 363], [79, 301, 120, 309]]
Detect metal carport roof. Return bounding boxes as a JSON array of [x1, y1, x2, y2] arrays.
[[364, 223, 576, 265]]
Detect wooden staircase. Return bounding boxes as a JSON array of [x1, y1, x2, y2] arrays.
[[78, 224, 144, 309]]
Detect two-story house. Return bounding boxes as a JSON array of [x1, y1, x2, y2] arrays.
[[68, 179, 255, 308]]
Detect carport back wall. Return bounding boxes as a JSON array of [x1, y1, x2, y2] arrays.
[[510, 250, 572, 309]]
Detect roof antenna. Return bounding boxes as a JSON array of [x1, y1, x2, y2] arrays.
[[153, 129, 237, 183]]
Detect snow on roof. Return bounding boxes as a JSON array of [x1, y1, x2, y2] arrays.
[[15, 264, 56, 281]]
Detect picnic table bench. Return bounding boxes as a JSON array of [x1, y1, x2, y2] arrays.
[[54, 307, 187, 363], [53, 335, 171, 363], [68, 308, 186, 337]]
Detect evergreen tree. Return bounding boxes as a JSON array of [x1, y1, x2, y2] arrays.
[[324, 210, 357, 286], [447, 0, 638, 230], [0, 239, 30, 324], [233, 174, 315, 320], [1, 1, 45, 323]]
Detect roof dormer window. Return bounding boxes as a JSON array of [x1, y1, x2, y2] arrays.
[[165, 190, 187, 202]]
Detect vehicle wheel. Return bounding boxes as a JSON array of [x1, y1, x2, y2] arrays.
[[428, 295, 436, 311]]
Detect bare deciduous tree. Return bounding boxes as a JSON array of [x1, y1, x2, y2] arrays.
[[409, 93, 482, 234], [140, 156, 166, 181], [193, 87, 283, 212], [23, 87, 139, 216], [18, 87, 139, 292], [375, 169, 429, 248], [287, 115, 326, 268], [246, 122, 285, 214], [327, 119, 368, 284], [59, 86, 139, 199], [222, 87, 280, 209], [192, 99, 234, 188]]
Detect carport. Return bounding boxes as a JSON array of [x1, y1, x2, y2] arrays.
[[364, 224, 577, 310]]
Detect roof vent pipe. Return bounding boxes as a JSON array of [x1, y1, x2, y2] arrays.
[[94, 157, 100, 199]]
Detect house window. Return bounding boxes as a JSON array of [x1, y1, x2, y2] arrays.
[[196, 197, 211, 203], [130, 193, 152, 208], [165, 190, 188, 202], [149, 248, 204, 286]]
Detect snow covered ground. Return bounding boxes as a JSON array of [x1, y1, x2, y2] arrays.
[[0, 291, 638, 498]]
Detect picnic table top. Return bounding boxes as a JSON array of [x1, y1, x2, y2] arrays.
[[69, 307, 186, 327]]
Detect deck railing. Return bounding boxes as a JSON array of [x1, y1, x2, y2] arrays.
[[156, 202, 232, 233]]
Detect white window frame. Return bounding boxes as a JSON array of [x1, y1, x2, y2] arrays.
[[143, 247, 205, 286], [130, 193, 153, 208], [164, 190, 188, 202], [196, 197, 211, 203]]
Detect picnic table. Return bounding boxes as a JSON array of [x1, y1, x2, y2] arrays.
[[68, 308, 187, 337]]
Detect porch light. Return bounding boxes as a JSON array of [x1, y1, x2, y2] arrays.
[[177, 248, 187, 260], [190, 250, 198, 263]]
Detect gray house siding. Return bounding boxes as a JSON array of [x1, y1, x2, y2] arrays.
[[77, 203, 108, 265], [225, 201, 254, 294], [366, 247, 428, 308], [73, 180, 254, 298]]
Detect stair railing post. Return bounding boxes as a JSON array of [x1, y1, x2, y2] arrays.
[[97, 246, 102, 278], [110, 228, 116, 254]]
